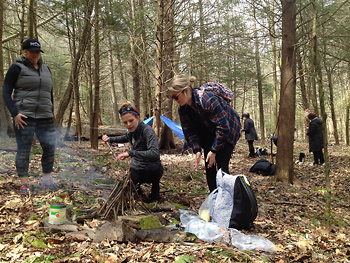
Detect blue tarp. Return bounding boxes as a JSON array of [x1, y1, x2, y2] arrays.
[[160, 116, 184, 140], [143, 116, 154, 126], [143, 116, 184, 140]]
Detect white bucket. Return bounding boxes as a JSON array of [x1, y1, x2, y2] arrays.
[[48, 203, 66, 225]]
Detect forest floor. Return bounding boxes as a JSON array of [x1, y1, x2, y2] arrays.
[[0, 134, 350, 263]]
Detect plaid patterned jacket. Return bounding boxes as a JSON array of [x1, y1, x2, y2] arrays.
[[179, 85, 241, 153]]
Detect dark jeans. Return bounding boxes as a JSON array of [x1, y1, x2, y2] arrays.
[[130, 163, 163, 200], [203, 142, 234, 193], [313, 150, 325, 165], [14, 118, 56, 177], [247, 140, 255, 157]]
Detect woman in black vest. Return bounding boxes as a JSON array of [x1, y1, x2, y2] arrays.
[[241, 113, 258, 158], [3, 39, 57, 194]]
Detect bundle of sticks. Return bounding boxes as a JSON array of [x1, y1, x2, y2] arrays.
[[97, 143, 150, 219]]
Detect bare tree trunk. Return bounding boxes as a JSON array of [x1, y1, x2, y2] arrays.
[[159, 0, 175, 150], [296, 48, 310, 131], [324, 65, 339, 144], [108, 32, 120, 125], [269, 0, 278, 131], [27, 0, 35, 38], [254, 14, 265, 142], [115, 36, 128, 103], [87, 41, 94, 141], [91, 0, 100, 150], [154, 0, 164, 137], [346, 62, 350, 146], [129, 0, 140, 110], [0, 0, 9, 137], [275, 0, 296, 184]]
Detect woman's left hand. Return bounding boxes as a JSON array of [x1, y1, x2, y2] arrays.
[[115, 152, 130, 161], [206, 151, 216, 168]]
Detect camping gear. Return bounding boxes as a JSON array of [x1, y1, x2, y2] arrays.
[[48, 203, 66, 225], [210, 169, 258, 230], [250, 159, 275, 176], [197, 82, 234, 103], [256, 148, 268, 157]]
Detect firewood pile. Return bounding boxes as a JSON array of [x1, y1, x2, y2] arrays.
[[97, 172, 150, 220]]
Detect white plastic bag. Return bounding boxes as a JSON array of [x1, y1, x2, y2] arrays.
[[179, 209, 202, 227], [185, 218, 230, 244], [229, 228, 277, 252]]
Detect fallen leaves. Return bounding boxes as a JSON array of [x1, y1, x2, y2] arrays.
[[0, 139, 349, 262]]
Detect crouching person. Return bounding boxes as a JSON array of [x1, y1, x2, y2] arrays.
[[102, 102, 163, 202]]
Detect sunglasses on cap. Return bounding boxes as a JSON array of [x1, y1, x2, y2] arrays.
[[118, 105, 138, 116], [171, 91, 183, 101]]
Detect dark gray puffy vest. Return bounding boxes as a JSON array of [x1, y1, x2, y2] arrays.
[[13, 58, 53, 119]]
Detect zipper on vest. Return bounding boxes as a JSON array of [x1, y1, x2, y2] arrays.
[[34, 68, 41, 118]]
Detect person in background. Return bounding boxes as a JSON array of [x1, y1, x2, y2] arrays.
[[168, 75, 241, 193], [306, 113, 325, 166], [241, 113, 258, 158], [144, 113, 150, 121], [102, 102, 163, 202], [3, 38, 57, 194]]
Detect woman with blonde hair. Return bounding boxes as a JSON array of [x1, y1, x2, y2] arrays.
[[102, 102, 163, 202], [169, 75, 241, 192]]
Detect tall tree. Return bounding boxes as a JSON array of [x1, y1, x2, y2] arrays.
[[159, 0, 176, 150], [91, 0, 100, 149], [0, 0, 8, 136], [253, 11, 265, 142], [268, 0, 279, 130], [129, 0, 140, 110], [275, 0, 296, 184]]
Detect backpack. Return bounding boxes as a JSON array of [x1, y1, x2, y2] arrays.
[[197, 82, 233, 103], [250, 159, 275, 176], [209, 169, 258, 230]]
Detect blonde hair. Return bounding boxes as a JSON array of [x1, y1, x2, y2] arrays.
[[168, 75, 196, 92]]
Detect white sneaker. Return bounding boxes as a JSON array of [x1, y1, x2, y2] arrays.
[[310, 163, 317, 166], [321, 163, 325, 166]]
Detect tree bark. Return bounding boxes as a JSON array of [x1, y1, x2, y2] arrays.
[[91, 0, 100, 150], [108, 32, 120, 125], [275, 0, 296, 184], [159, 0, 176, 150], [0, 0, 10, 137], [154, 0, 164, 137], [269, 0, 278, 131], [254, 13, 265, 142], [129, 0, 140, 110]]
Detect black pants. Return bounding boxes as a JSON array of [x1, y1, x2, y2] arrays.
[[247, 140, 255, 157], [130, 163, 163, 200], [203, 142, 234, 193], [313, 150, 325, 165], [14, 118, 56, 177]]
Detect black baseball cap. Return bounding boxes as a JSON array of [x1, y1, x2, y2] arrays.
[[22, 38, 44, 53]]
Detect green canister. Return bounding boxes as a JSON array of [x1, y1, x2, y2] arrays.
[[48, 203, 66, 225]]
